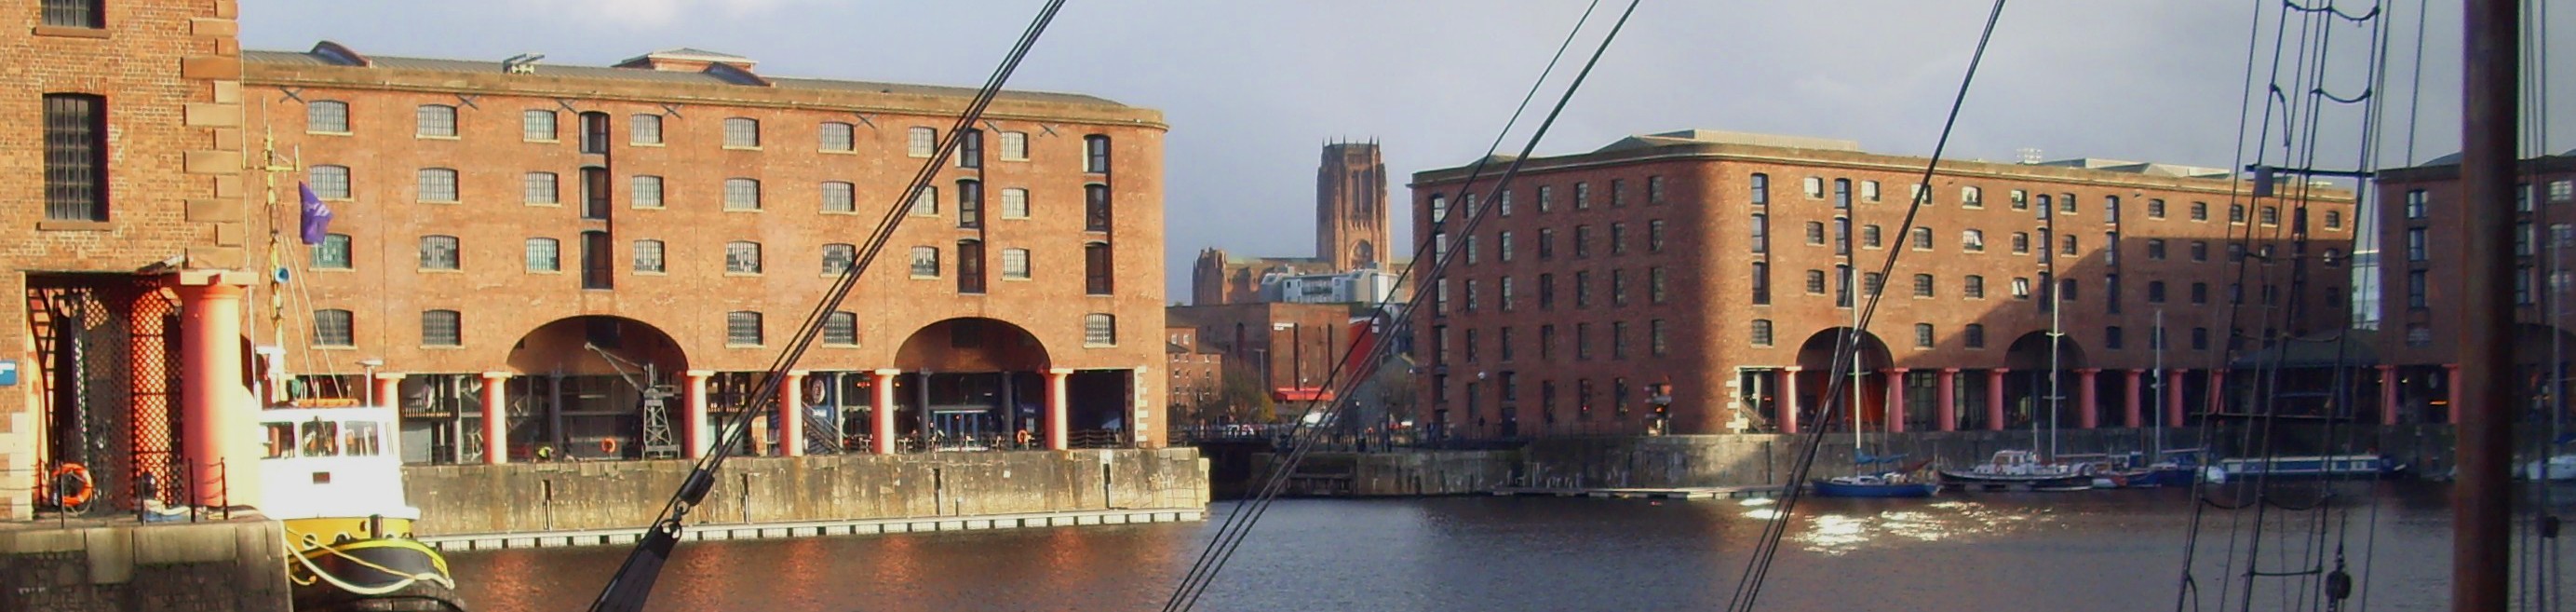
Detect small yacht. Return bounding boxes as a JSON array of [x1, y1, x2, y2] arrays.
[[258, 404, 466, 612], [1937, 450, 2094, 491]]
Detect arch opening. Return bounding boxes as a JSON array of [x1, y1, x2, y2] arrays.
[[1791, 327, 1894, 431]]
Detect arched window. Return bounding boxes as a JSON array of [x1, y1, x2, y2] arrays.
[[909, 246, 940, 277], [957, 179, 983, 228], [419, 236, 460, 269], [822, 243, 856, 275], [630, 114, 664, 144], [579, 112, 611, 153], [823, 312, 858, 346], [314, 309, 355, 347], [725, 311, 763, 346], [1750, 320, 1774, 347], [415, 104, 457, 137], [1085, 184, 1112, 232], [522, 109, 559, 142], [313, 234, 353, 269], [1914, 323, 1935, 347], [1911, 226, 1934, 250], [957, 129, 982, 169], [1913, 274, 1935, 297], [724, 178, 762, 210], [310, 165, 352, 199], [722, 117, 761, 148], [1964, 324, 1987, 348], [1084, 313, 1117, 346], [819, 121, 856, 152], [956, 239, 986, 294], [307, 101, 350, 133], [1085, 242, 1113, 295], [1961, 229, 1985, 252], [1001, 188, 1030, 219], [416, 169, 459, 202], [1749, 173, 1771, 205], [524, 238, 560, 272], [524, 171, 560, 204], [820, 181, 856, 212], [422, 310, 462, 347], [724, 240, 762, 274], [1084, 134, 1112, 173], [1001, 248, 1032, 279]]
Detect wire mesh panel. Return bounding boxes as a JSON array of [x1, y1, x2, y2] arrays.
[[23, 275, 185, 515]]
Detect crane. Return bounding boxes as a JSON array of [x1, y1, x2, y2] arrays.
[[587, 343, 681, 458]]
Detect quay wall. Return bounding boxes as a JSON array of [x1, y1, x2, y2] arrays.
[[0, 520, 291, 612], [403, 449, 1207, 537], [1237, 425, 2461, 495]]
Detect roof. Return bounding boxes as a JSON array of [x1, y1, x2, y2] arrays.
[[242, 43, 1129, 107], [2029, 157, 2232, 179]]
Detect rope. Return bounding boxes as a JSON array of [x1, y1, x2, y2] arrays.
[[1723, 3, 2008, 611], [279, 532, 456, 597]]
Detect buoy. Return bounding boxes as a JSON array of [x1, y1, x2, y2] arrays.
[[51, 463, 94, 509], [600, 438, 619, 455]]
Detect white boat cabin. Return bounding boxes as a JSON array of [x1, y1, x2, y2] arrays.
[[257, 406, 420, 522]]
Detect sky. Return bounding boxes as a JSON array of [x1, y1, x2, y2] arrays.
[[239, 0, 2576, 302]]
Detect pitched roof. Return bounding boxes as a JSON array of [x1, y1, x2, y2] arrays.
[[243, 44, 1128, 107]]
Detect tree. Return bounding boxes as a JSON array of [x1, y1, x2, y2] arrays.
[[1368, 360, 1418, 429], [1218, 364, 1276, 423]]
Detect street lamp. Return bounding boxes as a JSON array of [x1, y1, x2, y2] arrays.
[[358, 358, 385, 404]]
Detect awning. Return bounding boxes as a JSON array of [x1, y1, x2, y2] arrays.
[[1272, 388, 1335, 402]]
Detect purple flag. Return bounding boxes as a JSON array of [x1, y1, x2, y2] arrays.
[[298, 182, 332, 246]]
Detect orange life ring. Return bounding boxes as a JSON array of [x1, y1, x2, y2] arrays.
[[51, 463, 93, 509], [600, 438, 619, 455]]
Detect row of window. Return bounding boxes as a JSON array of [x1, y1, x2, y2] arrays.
[[1747, 214, 2349, 264], [317, 102, 1116, 173], [310, 309, 1121, 348], [1436, 220, 1670, 265], [323, 234, 1118, 295], [1745, 320, 2219, 351], [314, 167, 1112, 228], [2401, 183, 2576, 221], [1426, 176, 1671, 224], [1431, 268, 1671, 314], [1427, 320, 1672, 363], [1426, 374, 1661, 418], [1747, 173, 2349, 231]]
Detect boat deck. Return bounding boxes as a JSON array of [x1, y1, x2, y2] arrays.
[[1489, 485, 1786, 500]]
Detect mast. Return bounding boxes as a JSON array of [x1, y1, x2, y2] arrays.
[[2153, 308, 2165, 458], [1852, 274, 1864, 475], [2455, 0, 2515, 609], [2043, 199, 2060, 459]]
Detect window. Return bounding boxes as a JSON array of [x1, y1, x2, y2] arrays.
[[2229, 203, 2247, 223], [2405, 324, 2432, 347], [1962, 229, 1985, 252], [1085, 242, 1113, 295], [2407, 270, 2428, 307], [419, 236, 460, 270], [2037, 195, 2052, 218], [1805, 222, 1827, 246], [1085, 135, 1112, 173], [1914, 323, 1935, 347], [2060, 278, 2079, 302], [2554, 181, 2575, 202], [43, 94, 104, 221], [1964, 275, 1985, 299], [910, 247, 940, 277], [2148, 280, 2167, 303], [1000, 131, 1029, 160], [1539, 185, 1555, 211], [524, 171, 560, 205], [423, 310, 462, 347], [1464, 279, 1479, 311], [416, 104, 457, 138], [1539, 273, 1558, 308], [580, 168, 610, 219], [1649, 176, 1666, 203], [816, 181, 856, 212], [1001, 188, 1030, 219], [957, 129, 982, 169], [722, 117, 761, 148], [2012, 232, 2030, 254], [2148, 198, 2167, 219], [2105, 327, 2125, 349], [2323, 248, 2343, 266], [307, 101, 350, 133], [822, 243, 856, 275], [1961, 186, 1983, 208], [2192, 241, 2209, 262], [2325, 210, 2343, 229], [1750, 173, 1771, 205], [1649, 220, 1666, 252], [303, 166, 353, 201], [580, 232, 615, 288], [2260, 206, 2279, 225], [1610, 223, 1627, 254], [1911, 226, 1934, 250], [1804, 269, 1827, 294], [312, 234, 353, 269], [724, 178, 762, 211], [1913, 274, 1935, 297], [2105, 196, 2122, 223], [2060, 194, 2078, 213], [1913, 184, 1931, 205], [1751, 320, 1774, 347], [417, 169, 459, 202], [1086, 184, 1113, 231], [1499, 231, 1516, 262], [1803, 176, 1826, 198], [909, 127, 937, 156], [1751, 263, 1771, 305], [523, 110, 558, 142], [2011, 277, 2031, 299], [2407, 228, 2428, 261], [910, 185, 939, 216], [1576, 182, 1593, 209], [525, 238, 560, 272], [631, 175, 665, 208], [958, 180, 983, 228], [2062, 234, 2079, 256], [2010, 189, 2029, 210], [820, 122, 856, 152], [1573, 272, 1590, 307], [1649, 267, 1668, 304], [1001, 248, 1031, 279], [1964, 324, 1986, 348], [1750, 214, 1769, 252], [631, 114, 664, 144], [1862, 224, 1881, 249], [724, 241, 762, 274], [1862, 271, 1881, 298], [633, 239, 665, 273], [2145, 238, 2166, 260], [1611, 321, 1628, 359], [956, 240, 986, 293], [726, 311, 763, 346], [1084, 314, 1118, 346], [1501, 276, 1517, 310], [1497, 191, 1513, 216], [314, 309, 355, 347], [576, 112, 611, 153], [1833, 179, 1852, 208], [823, 312, 858, 346]]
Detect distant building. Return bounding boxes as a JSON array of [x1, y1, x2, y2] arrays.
[[1164, 326, 1225, 424], [2367, 151, 2576, 424], [1192, 141, 1396, 306], [1167, 303, 1374, 402], [1410, 129, 2356, 439], [1262, 268, 1402, 305]]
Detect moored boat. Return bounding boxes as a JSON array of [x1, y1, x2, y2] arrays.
[[259, 405, 467, 612], [1938, 450, 2095, 491], [1813, 473, 1941, 497], [2199, 454, 2406, 483]]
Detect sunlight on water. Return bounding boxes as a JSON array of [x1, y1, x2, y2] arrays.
[[1739, 497, 1776, 507], [1789, 500, 2059, 556]]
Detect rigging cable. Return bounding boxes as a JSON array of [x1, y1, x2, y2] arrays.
[[581, 2, 1067, 610], [1157, 4, 1642, 612], [1720, 2, 2009, 611], [1152, 2, 1611, 609]]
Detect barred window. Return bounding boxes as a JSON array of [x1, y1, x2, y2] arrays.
[[524, 238, 560, 272], [630, 175, 664, 208], [1650, 267, 1668, 304], [523, 110, 558, 142], [722, 117, 761, 148], [313, 234, 353, 269], [44, 93, 105, 221], [415, 104, 457, 138], [307, 101, 350, 133], [725, 241, 762, 274], [724, 178, 762, 211], [819, 122, 856, 152], [1913, 274, 1935, 297], [821, 243, 856, 275], [910, 185, 939, 216], [314, 309, 355, 347], [310, 165, 353, 199], [1001, 188, 1030, 219], [999, 131, 1029, 160], [1964, 275, 1986, 299], [1964, 324, 1986, 348], [1084, 314, 1117, 346], [633, 239, 665, 273], [910, 246, 940, 277], [630, 114, 664, 144], [417, 169, 459, 202], [726, 311, 763, 346], [820, 181, 856, 212], [419, 236, 460, 269], [908, 127, 937, 157], [823, 312, 858, 346], [1001, 248, 1032, 279], [1915, 323, 1935, 347], [422, 310, 462, 347], [524, 171, 560, 204], [1650, 320, 1669, 356], [1751, 320, 1774, 347]]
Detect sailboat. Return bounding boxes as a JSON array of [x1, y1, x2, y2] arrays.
[[1942, 200, 2092, 492], [2127, 309, 2204, 487], [1812, 342, 1938, 497]]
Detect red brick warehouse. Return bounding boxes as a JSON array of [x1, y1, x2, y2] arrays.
[[2369, 152, 2576, 426], [237, 43, 1171, 463], [1409, 130, 2356, 439]]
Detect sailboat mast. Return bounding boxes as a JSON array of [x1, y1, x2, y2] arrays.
[[1853, 280, 1863, 474], [2153, 308, 2165, 458], [2043, 203, 2060, 459], [2454, 0, 2515, 608]]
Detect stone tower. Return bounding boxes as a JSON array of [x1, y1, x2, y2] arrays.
[[1316, 141, 1389, 270]]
